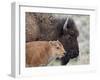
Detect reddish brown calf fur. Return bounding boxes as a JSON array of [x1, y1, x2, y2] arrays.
[[26, 40, 65, 67]]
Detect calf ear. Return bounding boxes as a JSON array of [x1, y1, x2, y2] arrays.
[[57, 40, 59, 42], [49, 41, 54, 46], [57, 40, 62, 46], [49, 41, 56, 46]]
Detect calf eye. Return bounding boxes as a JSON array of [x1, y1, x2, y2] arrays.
[[56, 47, 60, 49]]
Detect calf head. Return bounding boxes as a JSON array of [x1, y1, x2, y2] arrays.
[[49, 40, 66, 58]]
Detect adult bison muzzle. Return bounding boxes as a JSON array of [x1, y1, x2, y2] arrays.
[[26, 13, 79, 65]]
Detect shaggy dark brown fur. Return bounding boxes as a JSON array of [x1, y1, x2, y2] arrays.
[[26, 12, 79, 65]]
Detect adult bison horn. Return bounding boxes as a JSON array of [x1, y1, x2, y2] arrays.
[[63, 16, 69, 31]]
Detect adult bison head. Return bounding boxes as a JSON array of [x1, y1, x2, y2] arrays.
[[59, 17, 79, 65]]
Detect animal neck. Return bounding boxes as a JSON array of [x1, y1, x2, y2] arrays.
[[47, 47, 57, 63]]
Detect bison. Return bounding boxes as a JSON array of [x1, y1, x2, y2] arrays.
[[26, 40, 65, 67], [26, 12, 79, 65]]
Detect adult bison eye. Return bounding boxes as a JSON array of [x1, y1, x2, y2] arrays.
[[70, 31, 74, 36], [65, 34, 71, 40]]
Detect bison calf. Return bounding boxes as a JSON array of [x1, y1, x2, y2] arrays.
[[26, 40, 65, 67]]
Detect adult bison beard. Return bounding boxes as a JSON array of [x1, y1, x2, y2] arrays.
[[58, 35, 79, 65], [61, 48, 79, 65]]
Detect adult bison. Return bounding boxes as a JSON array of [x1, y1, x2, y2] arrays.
[[26, 12, 79, 65]]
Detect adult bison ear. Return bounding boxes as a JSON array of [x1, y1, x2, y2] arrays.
[[63, 17, 79, 37]]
